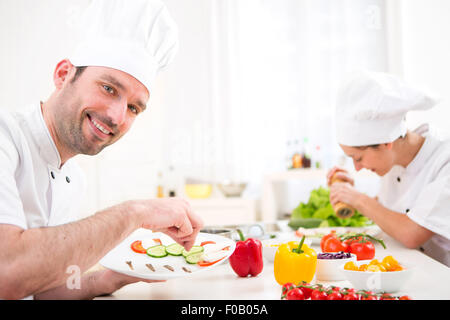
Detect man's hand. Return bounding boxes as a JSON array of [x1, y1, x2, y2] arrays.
[[96, 269, 165, 296], [130, 198, 203, 251], [34, 269, 164, 300]]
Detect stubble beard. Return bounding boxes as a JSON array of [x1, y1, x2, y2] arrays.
[[53, 90, 109, 157]]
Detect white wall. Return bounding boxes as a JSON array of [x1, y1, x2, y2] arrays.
[[396, 0, 450, 136], [1, 0, 450, 219]]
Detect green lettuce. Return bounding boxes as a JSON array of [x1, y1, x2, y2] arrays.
[[290, 186, 373, 228]]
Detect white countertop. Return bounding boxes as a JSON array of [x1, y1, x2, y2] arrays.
[[95, 232, 450, 300]]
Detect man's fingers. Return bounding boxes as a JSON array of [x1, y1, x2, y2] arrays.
[[143, 198, 204, 252]]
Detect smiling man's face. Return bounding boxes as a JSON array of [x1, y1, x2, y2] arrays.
[[50, 61, 149, 158]]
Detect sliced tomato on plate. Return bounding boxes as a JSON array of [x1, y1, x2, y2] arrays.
[[131, 240, 147, 254]]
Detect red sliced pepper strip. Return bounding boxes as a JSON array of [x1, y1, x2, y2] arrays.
[[200, 241, 216, 246], [131, 240, 147, 254], [197, 256, 226, 267]]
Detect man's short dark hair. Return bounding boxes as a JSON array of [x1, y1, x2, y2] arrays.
[[71, 66, 87, 83]]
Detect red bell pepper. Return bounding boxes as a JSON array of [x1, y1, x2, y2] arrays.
[[229, 229, 263, 277]]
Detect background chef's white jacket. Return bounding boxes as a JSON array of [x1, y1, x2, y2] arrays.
[[378, 124, 450, 267], [0, 103, 85, 230]]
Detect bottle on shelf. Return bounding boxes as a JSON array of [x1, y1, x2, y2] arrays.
[[156, 171, 164, 198], [301, 137, 311, 168], [167, 165, 177, 197], [291, 139, 302, 169], [314, 145, 322, 169]]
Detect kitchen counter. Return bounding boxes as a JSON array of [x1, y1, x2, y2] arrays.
[[95, 231, 450, 300]]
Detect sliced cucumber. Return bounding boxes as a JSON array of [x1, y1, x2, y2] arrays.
[[182, 245, 204, 257], [185, 252, 203, 264], [166, 243, 184, 256], [146, 245, 168, 258]]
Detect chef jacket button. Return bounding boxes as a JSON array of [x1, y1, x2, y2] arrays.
[[51, 171, 55, 179], [397, 177, 401, 182], [406, 208, 410, 213], [66, 176, 71, 183]]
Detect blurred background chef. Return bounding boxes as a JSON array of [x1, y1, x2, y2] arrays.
[[327, 70, 450, 266]]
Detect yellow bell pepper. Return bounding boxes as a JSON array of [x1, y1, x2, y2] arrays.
[[274, 236, 317, 285]]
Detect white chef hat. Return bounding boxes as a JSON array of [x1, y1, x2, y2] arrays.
[[69, 0, 178, 93], [335, 70, 439, 147]]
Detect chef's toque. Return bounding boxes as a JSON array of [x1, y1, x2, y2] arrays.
[[335, 70, 439, 147], [70, 0, 178, 93]]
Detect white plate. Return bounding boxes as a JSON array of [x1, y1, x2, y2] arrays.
[[292, 225, 382, 244], [99, 229, 236, 280]]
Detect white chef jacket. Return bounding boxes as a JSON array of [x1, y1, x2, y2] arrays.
[[378, 124, 450, 267], [0, 103, 85, 229], [0, 103, 86, 299], [0, 104, 86, 299]]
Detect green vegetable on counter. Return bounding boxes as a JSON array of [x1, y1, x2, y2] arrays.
[[289, 186, 373, 229]]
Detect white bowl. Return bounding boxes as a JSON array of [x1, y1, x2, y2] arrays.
[[217, 182, 247, 197], [316, 253, 357, 281], [261, 236, 312, 262], [339, 262, 414, 293]]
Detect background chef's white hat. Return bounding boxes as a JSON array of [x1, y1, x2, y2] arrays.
[[335, 70, 439, 147], [70, 0, 178, 93]]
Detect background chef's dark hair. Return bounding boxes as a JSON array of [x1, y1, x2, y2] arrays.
[[356, 134, 407, 150]]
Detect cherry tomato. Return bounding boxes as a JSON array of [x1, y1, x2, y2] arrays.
[[281, 283, 296, 296], [349, 241, 375, 260], [343, 235, 362, 245], [297, 283, 313, 299], [323, 237, 348, 252], [320, 231, 337, 251], [362, 295, 378, 300], [360, 291, 378, 300], [331, 286, 341, 292], [311, 289, 328, 300], [286, 288, 305, 300], [327, 292, 343, 300], [380, 293, 396, 300], [341, 287, 356, 294], [342, 292, 359, 300], [399, 295, 412, 300]]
